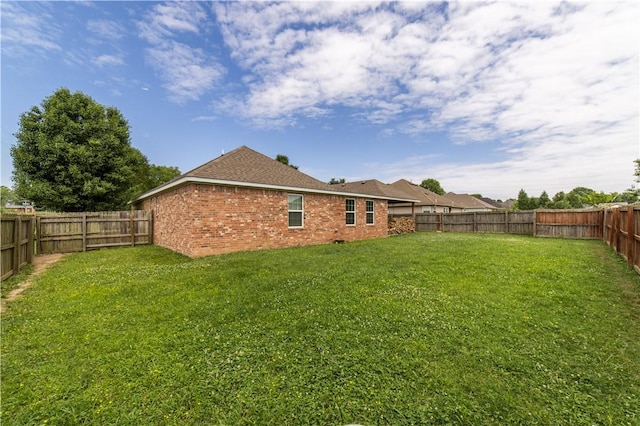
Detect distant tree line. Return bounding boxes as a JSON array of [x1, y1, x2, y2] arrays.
[[514, 160, 640, 210]]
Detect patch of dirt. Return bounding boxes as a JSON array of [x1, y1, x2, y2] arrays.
[[1, 253, 65, 314]]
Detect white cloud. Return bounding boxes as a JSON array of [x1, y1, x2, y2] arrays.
[[213, 1, 638, 197], [138, 2, 207, 44], [87, 19, 125, 41], [138, 2, 225, 103], [93, 54, 124, 68], [146, 40, 225, 104], [191, 116, 217, 122], [0, 2, 62, 54]]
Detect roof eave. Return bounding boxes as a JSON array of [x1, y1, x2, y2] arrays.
[[134, 176, 419, 203]]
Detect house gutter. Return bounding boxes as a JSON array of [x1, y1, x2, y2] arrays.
[[134, 176, 419, 204]]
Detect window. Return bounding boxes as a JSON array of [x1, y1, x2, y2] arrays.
[[346, 198, 356, 225], [288, 194, 303, 228], [366, 200, 374, 225], [443, 207, 450, 213]]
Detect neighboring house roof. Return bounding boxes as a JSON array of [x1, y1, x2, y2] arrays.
[[336, 179, 418, 202], [444, 192, 499, 210], [501, 199, 516, 209], [478, 197, 502, 208], [389, 179, 455, 207], [134, 146, 417, 203]]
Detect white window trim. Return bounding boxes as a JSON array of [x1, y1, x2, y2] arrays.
[[346, 198, 356, 226], [366, 200, 375, 225], [288, 194, 304, 228]]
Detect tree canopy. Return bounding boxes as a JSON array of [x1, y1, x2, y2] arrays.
[[0, 186, 21, 207], [420, 178, 445, 195], [132, 165, 181, 197], [11, 88, 178, 211], [275, 154, 299, 170], [513, 185, 636, 210]]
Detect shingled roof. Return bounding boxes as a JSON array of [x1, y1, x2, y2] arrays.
[[336, 179, 417, 202], [185, 145, 332, 192], [389, 179, 455, 207], [444, 192, 499, 210], [134, 146, 418, 202]]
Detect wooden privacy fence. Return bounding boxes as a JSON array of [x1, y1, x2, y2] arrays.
[[37, 210, 152, 254], [535, 209, 604, 239], [1, 215, 35, 281], [414, 211, 535, 234], [604, 205, 640, 273], [409, 209, 603, 239]]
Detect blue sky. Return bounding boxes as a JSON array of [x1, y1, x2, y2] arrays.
[[1, 1, 638, 200]]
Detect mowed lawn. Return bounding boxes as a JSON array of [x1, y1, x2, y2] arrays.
[[2, 233, 639, 425]]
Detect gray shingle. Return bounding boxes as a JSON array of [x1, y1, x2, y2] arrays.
[[184, 146, 332, 192], [336, 179, 416, 201]]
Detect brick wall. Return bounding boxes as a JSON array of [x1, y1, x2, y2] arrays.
[[137, 183, 388, 257]]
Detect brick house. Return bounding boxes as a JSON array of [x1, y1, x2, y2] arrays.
[[133, 146, 417, 257]]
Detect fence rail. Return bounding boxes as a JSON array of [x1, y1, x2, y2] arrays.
[[1, 215, 35, 281], [37, 210, 152, 254]]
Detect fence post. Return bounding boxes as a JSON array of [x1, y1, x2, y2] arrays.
[[532, 210, 537, 236], [627, 206, 635, 267], [26, 217, 34, 264], [505, 211, 509, 234], [36, 215, 41, 255], [130, 211, 135, 247], [614, 208, 621, 252], [149, 210, 154, 245], [12, 217, 20, 274], [82, 213, 87, 252]]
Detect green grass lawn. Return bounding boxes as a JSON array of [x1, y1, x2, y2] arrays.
[[2, 233, 639, 425]]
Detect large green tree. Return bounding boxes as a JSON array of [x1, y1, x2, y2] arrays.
[[539, 191, 550, 208], [420, 178, 445, 195], [12, 88, 151, 211], [515, 189, 532, 210]]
